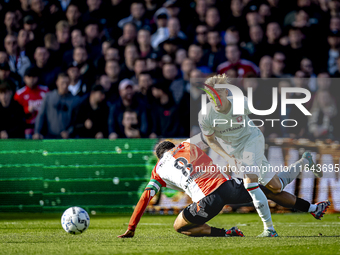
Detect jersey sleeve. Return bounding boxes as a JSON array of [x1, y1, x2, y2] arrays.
[[146, 169, 166, 193], [127, 189, 154, 231], [198, 111, 215, 136], [127, 166, 166, 231]]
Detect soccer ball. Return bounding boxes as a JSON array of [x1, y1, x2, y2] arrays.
[[61, 207, 90, 235]]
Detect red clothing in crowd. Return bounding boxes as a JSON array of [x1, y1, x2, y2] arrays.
[[217, 59, 260, 77], [14, 85, 49, 125]]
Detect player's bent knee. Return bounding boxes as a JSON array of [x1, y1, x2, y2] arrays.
[[266, 175, 282, 194], [173, 222, 181, 232], [173, 212, 188, 232], [266, 185, 281, 194]]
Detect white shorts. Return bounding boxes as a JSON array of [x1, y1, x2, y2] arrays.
[[219, 134, 276, 186], [190, 133, 276, 186]]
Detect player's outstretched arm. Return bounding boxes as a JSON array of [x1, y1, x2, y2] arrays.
[[117, 188, 156, 238]]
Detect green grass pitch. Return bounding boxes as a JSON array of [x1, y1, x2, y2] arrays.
[[0, 213, 339, 255]]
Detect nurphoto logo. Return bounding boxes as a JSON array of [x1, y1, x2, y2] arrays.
[[201, 84, 312, 128]]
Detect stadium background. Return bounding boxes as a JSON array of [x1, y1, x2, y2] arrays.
[[1, 0, 340, 215], [0, 139, 339, 214]]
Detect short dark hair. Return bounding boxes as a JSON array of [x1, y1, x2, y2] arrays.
[[57, 72, 69, 80], [123, 22, 137, 31], [0, 81, 12, 93], [226, 43, 240, 50], [66, 3, 80, 12], [91, 84, 105, 93], [139, 70, 151, 76], [71, 28, 85, 37], [207, 29, 220, 35], [124, 108, 138, 116], [133, 57, 146, 66], [226, 26, 239, 33], [155, 141, 175, 159], [288, 26, 302, 33], [131, 0, 145, 7]]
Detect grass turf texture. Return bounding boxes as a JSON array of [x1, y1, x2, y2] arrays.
[[0, 213, 339, 255]]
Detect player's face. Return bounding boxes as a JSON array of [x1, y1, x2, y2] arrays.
[[207, 89, 228, 112]]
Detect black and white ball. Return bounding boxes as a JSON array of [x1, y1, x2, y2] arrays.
[[61, 207, 90, 235]]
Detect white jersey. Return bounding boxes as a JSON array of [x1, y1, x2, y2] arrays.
[[198, 96, 262, 154], [147, 142, 229, 202]]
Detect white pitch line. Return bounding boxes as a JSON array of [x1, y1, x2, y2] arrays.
[[235, 222, 340, 227]]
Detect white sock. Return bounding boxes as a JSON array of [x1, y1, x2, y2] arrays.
[[308, 204, 317, 212], [277, 158, 308, 190], [244, 182, 274, 230]]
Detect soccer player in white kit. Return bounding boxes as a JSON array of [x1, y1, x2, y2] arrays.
[[198, 74, 324, 237]]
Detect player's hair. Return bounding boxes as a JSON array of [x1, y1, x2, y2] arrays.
[[204, 73, 230, 88], [155, 141, 175, 159]]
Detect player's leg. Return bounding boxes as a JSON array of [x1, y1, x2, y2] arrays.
[[261, 186, 331, 219], [241, 138, 277, 237], [173, 211, 212, 236], [224, 178, 331, 220], [264, 175, 283, 194], [263, 152, 320, 194], [173, 211, 244, 237], [174, 185, 244, 237], [275, 152, 321, 192], [233, 178, 325, 215], [264, 158, 308, 194]]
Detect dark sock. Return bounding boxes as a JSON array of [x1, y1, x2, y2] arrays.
[[293, 197, 310, 212], [210, 227, 225, 237]]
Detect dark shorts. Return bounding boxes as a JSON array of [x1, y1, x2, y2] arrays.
[[183, 179, 252, 225]]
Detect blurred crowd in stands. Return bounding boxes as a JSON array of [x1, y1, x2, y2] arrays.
[[0, 0, 339, 140]]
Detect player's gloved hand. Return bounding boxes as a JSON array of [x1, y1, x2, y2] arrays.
[[117, 229, 135, 238]]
